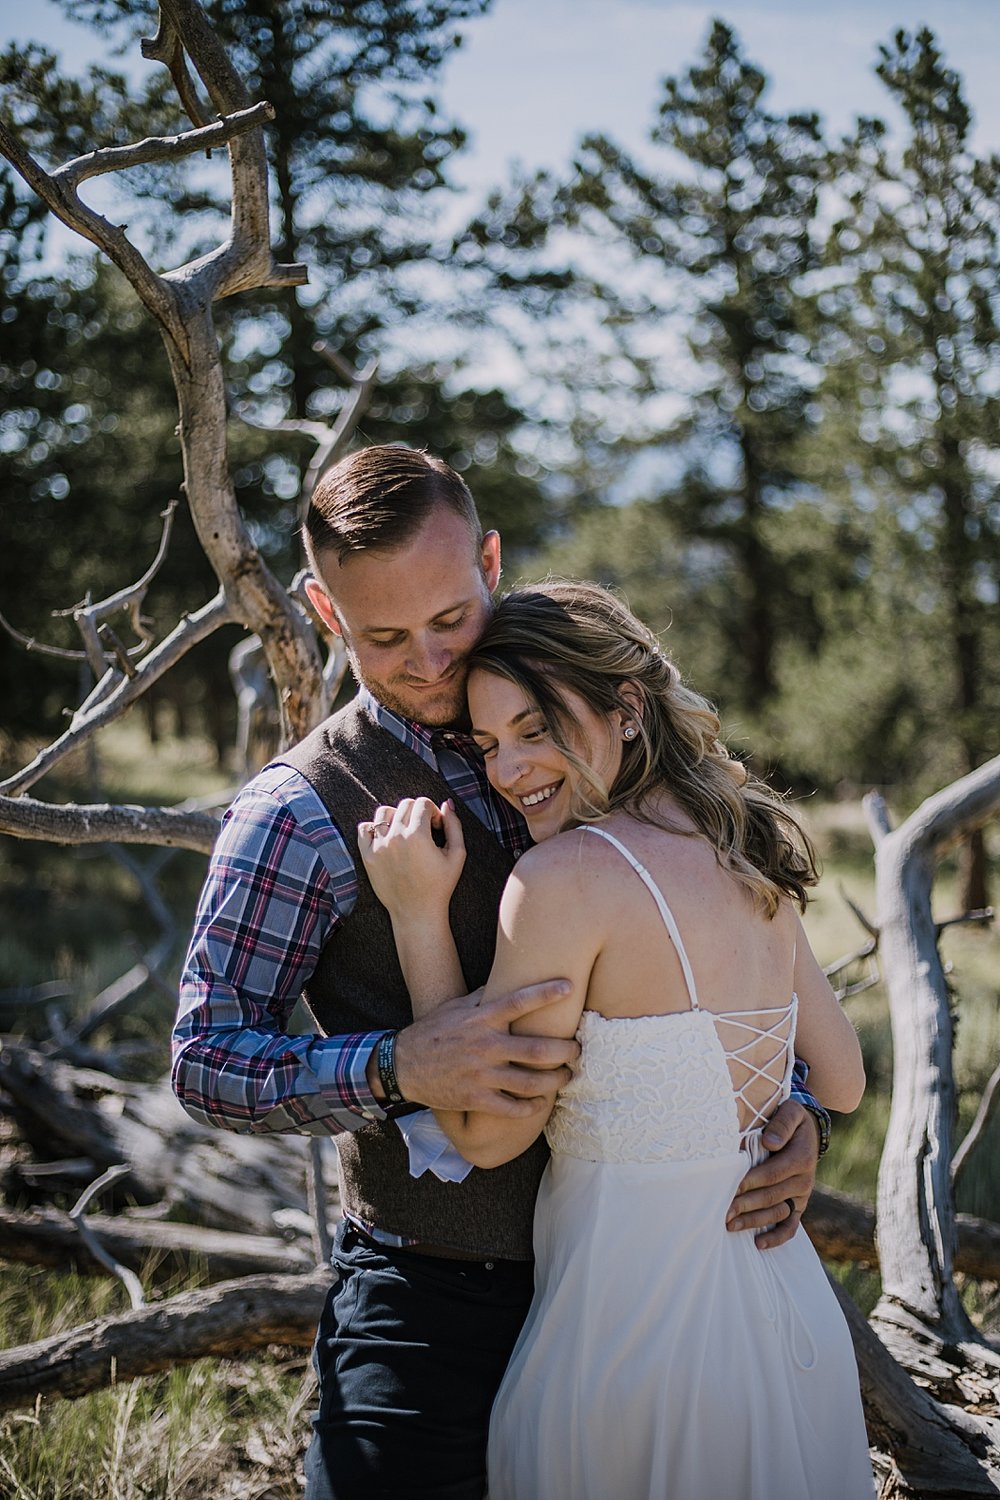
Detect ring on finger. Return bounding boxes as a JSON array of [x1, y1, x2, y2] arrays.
[[784, 1197, 797, 1217]]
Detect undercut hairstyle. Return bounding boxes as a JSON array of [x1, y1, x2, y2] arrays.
[[303, 445, 483, 572], [468, 580, 819, 916]]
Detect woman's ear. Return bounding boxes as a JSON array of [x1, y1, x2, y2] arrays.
[[619, 680, 644, 728]]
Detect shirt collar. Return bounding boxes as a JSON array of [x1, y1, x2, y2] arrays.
[[357, 685, 480, 757]]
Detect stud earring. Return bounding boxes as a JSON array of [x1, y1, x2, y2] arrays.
[[622, 725, 638, 741]]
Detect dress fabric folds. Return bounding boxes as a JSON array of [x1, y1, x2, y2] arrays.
[[486, 828, 874, 1500]]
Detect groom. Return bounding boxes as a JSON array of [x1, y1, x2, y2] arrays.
[[173, 444, 825, 1500]]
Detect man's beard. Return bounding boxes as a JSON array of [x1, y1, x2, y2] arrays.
[[345, 649, 471, 729]]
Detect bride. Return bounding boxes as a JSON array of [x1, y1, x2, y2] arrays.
[[359, 579, 873, 1500]]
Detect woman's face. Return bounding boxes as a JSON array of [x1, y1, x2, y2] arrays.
[[468, 668, 625, 841]]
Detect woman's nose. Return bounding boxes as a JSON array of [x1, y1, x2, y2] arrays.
[[495, 746, 527, 789]]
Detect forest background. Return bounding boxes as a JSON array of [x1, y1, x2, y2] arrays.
[[0, 0, 999, 1493]]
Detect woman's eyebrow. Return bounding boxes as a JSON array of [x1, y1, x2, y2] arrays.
[[471, 708, 538, 737]]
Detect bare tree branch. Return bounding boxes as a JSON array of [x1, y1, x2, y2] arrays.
[[0, 794, 219, 853], [141, 14, 212, 127], [953, 1059, 1000, 1191], [1, 589, 234, 797], [0, 610, 92, 662], [69, 1166, 147, 1311], [54, 103, 276, 190], [153, 0, 307, 305], [0, 1204, 314, 1283], [55, 498, 179, 662], [0, 1270, 332, 1412], [0, 116, 190, 358], [303, 349, 379, 500], [238, 348, 379, 503], [868, 754, 1000, 1350]]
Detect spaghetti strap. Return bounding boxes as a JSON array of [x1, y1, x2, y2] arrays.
[[581, 825, 701, 1011]]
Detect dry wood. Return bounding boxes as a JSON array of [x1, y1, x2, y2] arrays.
[[0, 1045, 333, 1235], [829, 1279, 1000, 1497], [0, 1205, 313, 1282], [803, 1185, 1000, 1284], [863, 757, 1000, 1358], [0, 1270, 332, 1413]]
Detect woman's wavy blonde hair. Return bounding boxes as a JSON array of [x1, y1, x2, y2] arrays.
[[468, 580, 818, 916]]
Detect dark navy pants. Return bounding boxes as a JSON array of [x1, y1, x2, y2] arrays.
[[303, 1221, 535, 1500]]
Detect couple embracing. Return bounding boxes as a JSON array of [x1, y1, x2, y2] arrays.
[[174, 445, 873, 1499]]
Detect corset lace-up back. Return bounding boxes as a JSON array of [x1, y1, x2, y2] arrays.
[[544, 826, 797, 1164]]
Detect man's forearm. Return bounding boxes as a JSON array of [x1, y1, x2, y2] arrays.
[[172, 1022, 391, 1135]]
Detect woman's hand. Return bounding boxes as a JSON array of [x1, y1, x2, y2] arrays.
[[359, 797, 466, 921]]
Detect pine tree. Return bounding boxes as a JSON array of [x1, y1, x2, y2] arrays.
[[824, 29, 1000, 903], [562, 21, 827, 711]]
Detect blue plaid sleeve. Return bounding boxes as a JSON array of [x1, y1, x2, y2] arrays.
[[172, 766, 390, 1136], [789, 1057, 831, 1155]]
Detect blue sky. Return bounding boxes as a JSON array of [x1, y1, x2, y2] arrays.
[[3, 0, 998, 206]]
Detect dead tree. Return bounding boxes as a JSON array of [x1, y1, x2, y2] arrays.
[[863, 758, 1000, 1492], [0, 0, 337, 856]]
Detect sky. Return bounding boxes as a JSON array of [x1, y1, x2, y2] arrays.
[[2, 0, 998, 210], [441, 0, 1000, 196]]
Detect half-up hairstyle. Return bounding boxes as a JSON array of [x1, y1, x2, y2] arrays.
[[467, 580, 818, 916]]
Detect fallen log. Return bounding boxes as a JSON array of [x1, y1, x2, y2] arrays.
[[0, 1041, 334, 1235], [0, 1269, 333, 1412], [805, 1185, 1000, 1283], [0, 1204, 316, 1283], [830, 1278, 1000, 1497]]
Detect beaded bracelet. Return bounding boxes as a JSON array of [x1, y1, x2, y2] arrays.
[[802, 1098, 831, 1157]]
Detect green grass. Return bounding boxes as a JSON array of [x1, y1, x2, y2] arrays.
[[0, 1270, 309, 1500]]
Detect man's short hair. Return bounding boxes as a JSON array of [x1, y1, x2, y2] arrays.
[[304, 445, 482, 571]]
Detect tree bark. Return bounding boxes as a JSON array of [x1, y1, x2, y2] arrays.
[[829, 1279, 1000, 1497], [0, 1270, 332, 1413], [0, 1205, 314, 1283], [864, 757, 1000, 1358]]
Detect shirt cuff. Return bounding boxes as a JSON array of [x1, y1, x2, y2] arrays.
[[396, 1109, 475, 1183], [789, 1059, 831, 1157], [314, 1029, 392, 1121]]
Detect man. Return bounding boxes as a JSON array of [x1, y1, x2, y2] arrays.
[[173, 444, 826, 1500]]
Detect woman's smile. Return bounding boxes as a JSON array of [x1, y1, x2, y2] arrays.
[[468, 669, 624, 840]]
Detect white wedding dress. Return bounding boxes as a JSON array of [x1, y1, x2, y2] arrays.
[[487, 827, 873, 1500]]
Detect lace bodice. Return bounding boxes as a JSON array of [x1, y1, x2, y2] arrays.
[[544, 827, 797, 1165]]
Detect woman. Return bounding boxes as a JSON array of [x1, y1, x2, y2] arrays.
[[359, 580, 873, 1500]]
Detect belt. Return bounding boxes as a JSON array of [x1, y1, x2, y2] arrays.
[[345, 1222, 524, 1266]]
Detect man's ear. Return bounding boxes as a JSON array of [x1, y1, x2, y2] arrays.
[[304, 576, 342, 636], [481, 530, 502, 592]]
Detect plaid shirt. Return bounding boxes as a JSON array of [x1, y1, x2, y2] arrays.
[[172, 689, 530, 1142], [174, 687, 826, 1230]]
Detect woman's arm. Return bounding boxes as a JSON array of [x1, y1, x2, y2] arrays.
[[359, 798, 467, 1016], [434, 836, 600, 1168], [790, 914, 866, 1113]]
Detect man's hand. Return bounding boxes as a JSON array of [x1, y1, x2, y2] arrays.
[[381, 981, 579, 1116], [725, 1100, 820, 1249]]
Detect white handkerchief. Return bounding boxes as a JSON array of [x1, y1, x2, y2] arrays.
[[396, 1108, 474, 1183]]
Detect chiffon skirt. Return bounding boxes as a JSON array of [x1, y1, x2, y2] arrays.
[[487, 1149, 874, 1500]]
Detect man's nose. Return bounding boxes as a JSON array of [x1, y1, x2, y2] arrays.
[[405, 636, 452, 682]]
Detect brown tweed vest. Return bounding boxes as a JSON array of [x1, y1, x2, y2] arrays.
[[278, 697, 548, 1259]]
